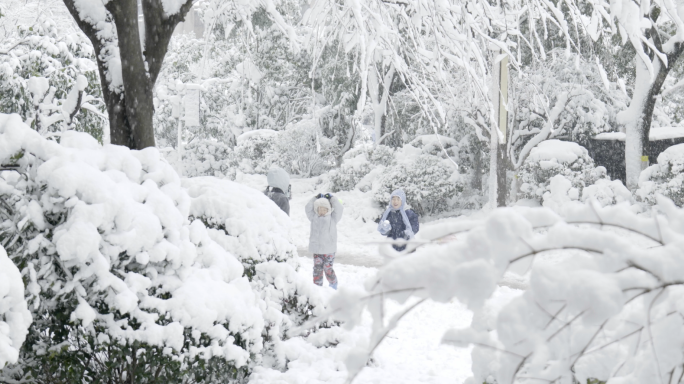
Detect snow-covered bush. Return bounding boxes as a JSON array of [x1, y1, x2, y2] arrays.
[[325, 199, 684, 384], [235, 129, 278, 174], [370, 145, 395, 166], [0, 113, 324, 383], [408, 134, 459, 159], [374, 153, 463, 216], [518, 140, 608, 204], [184, 177, 325, 327], [180, 139, 238, 179], [0, 15, 106, 140], [329, 154, 372, 192], [0, 246, 31, 369], [637, 144, 684, 206], [582, 178, 633, 207], [272, 119, 336, 177]]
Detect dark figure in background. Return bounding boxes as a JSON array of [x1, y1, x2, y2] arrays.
[[265, 167, 291, 215], [377, 189, 419, 251]]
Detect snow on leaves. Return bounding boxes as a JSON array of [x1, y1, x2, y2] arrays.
[[0, 245, 31, 369], [317, 198, 684, 383], [0, 112, 325, 381]]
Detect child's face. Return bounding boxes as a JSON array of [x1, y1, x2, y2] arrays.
[[391, 196, 402, 209], [317, 206, 329, 216]]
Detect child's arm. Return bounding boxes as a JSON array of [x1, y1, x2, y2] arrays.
[[282, 197, 290, 216], [330, 196, 344, 223], [378, 217, 391, 235], [304, 196, 316, 221]]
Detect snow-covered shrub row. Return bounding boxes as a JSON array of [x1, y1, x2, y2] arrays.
[[0, 246, 31, 369], [517, 140, 617, 205], [327, 199, 684, 384], [0, 16, 106, 140], [637, 144, 684, 206], [235, 129, 278, 174], [0, 113, 324, 383], [373, 136, 463, 216]]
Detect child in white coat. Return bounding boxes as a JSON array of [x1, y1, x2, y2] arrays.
[[305, 193, 344, 289]]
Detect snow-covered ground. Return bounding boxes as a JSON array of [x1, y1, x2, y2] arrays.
[[235, 171, 525, 383], [251, 258, 481, 384]]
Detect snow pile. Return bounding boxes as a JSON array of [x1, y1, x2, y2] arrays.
[[0, 246, 31, 369], [0, 113, 324, 381], [637, 143, 684, 206], [518, 140, 621, 206], [323, 200, 684, 383]]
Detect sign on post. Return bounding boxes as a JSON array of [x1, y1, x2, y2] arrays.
[[183, 85, 201, 127]]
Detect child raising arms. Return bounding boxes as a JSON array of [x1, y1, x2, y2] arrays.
[[305, 193, 344, 289]]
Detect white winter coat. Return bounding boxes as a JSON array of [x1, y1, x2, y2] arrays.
[[305, 195, 344, 254]]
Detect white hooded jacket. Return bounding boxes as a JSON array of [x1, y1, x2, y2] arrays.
[[305, 195, 344, 254]]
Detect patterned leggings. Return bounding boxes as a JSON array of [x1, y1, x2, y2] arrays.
[[313, 254, 338, 288]]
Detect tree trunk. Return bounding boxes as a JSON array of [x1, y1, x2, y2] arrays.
[[622, 41, 683, 189], [496, 143, 507, 207], [368, 63, 395, 146], [472, 141, 482, 190], [107, 0, 156, 149], [489, 130, 508, 207], [63, 0, 194, 150]]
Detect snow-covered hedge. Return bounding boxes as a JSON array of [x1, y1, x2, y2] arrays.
[[235, 129, 278, 174], [0, 113, 324, 383], [0, 246, 31, 369], [637, 144, 684, 206], [518, 140, 609, 205], [326, 199, 684, 384]]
